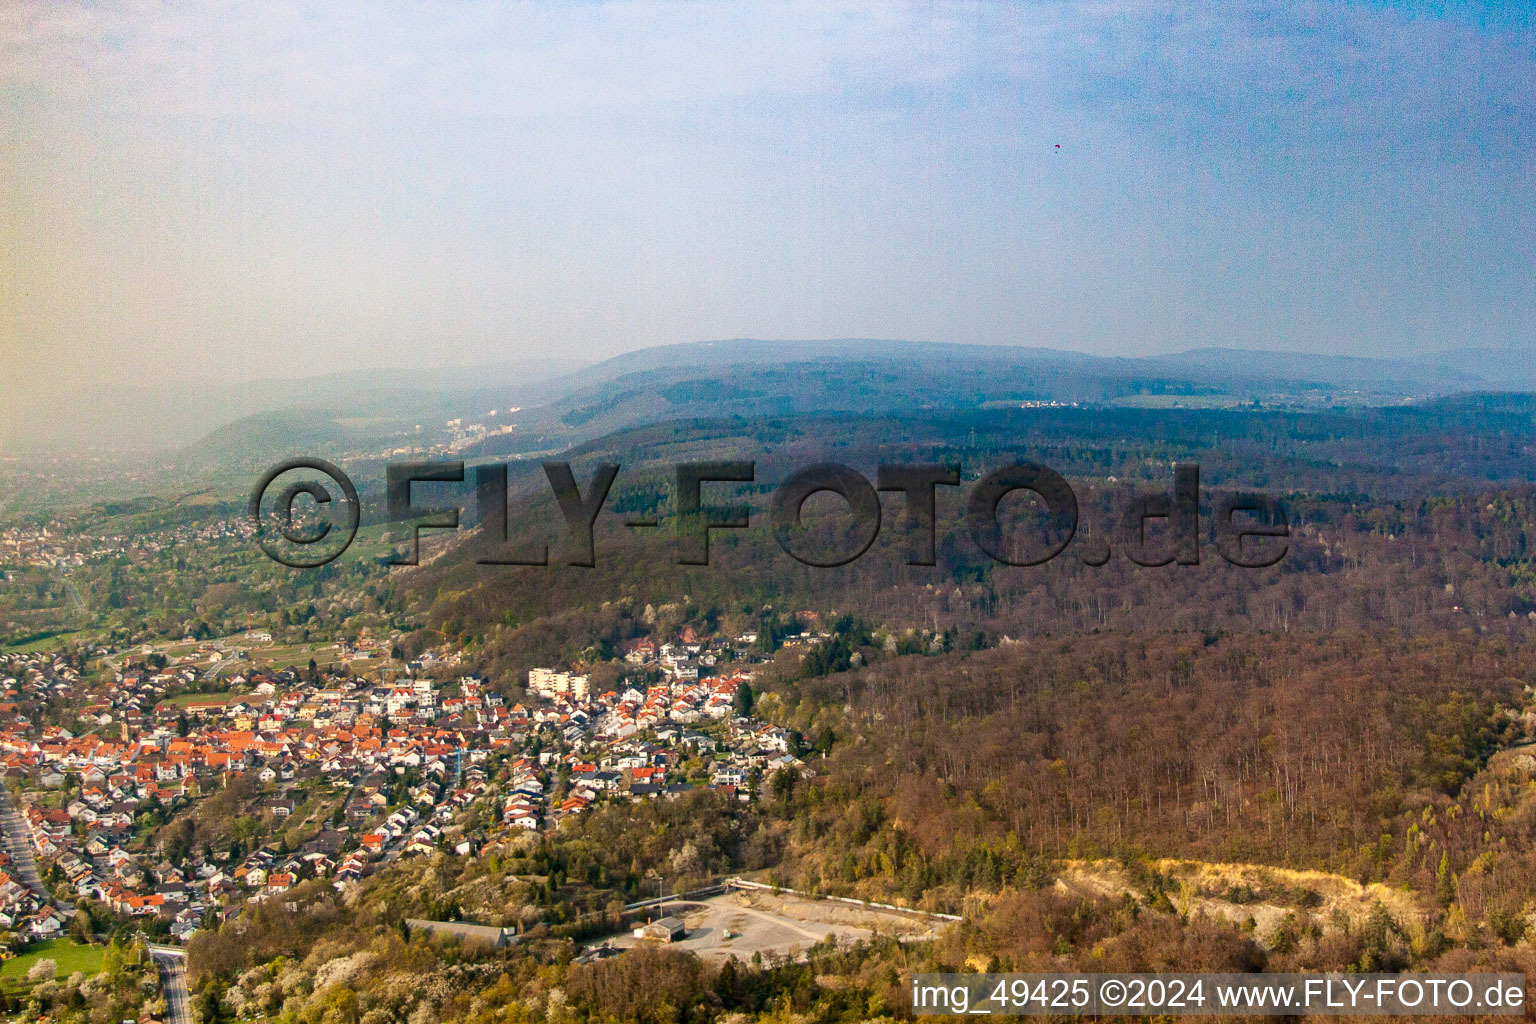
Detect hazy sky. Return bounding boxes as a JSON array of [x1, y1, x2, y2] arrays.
[[3, 1, 1533, 398]]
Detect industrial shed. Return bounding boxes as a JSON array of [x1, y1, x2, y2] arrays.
[[634, 916, 687, 942]]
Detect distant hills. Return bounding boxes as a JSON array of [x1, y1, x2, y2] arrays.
[[6, 339, 1533, 463], [451, 340, 1536, 467], [188, 409, 364, 466], [0, 358, 584, 458], [545, 338, 1536, 395]]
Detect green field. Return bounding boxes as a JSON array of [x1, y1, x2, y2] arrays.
[[0, 629, 87, 654], [0, 938, 105, 989]]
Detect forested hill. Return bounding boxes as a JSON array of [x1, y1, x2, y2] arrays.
[[395, 397, 1536, 676]]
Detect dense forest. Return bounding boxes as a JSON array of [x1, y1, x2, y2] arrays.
[[764, 634, 1528, 896]]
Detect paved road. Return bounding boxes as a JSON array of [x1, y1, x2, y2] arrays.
[[148, 944, 191, 1024], [0, 788, 70, 910], [56, 570, 87, 616]]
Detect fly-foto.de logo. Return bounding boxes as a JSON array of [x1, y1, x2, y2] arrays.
[[250, 458, 1288, 571]]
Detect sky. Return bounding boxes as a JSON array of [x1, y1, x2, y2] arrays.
[[3, 1, 1534, 400]]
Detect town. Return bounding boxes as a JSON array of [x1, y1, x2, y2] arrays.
[[0, 517, 256, 572], [0, 622, 819, 949]]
